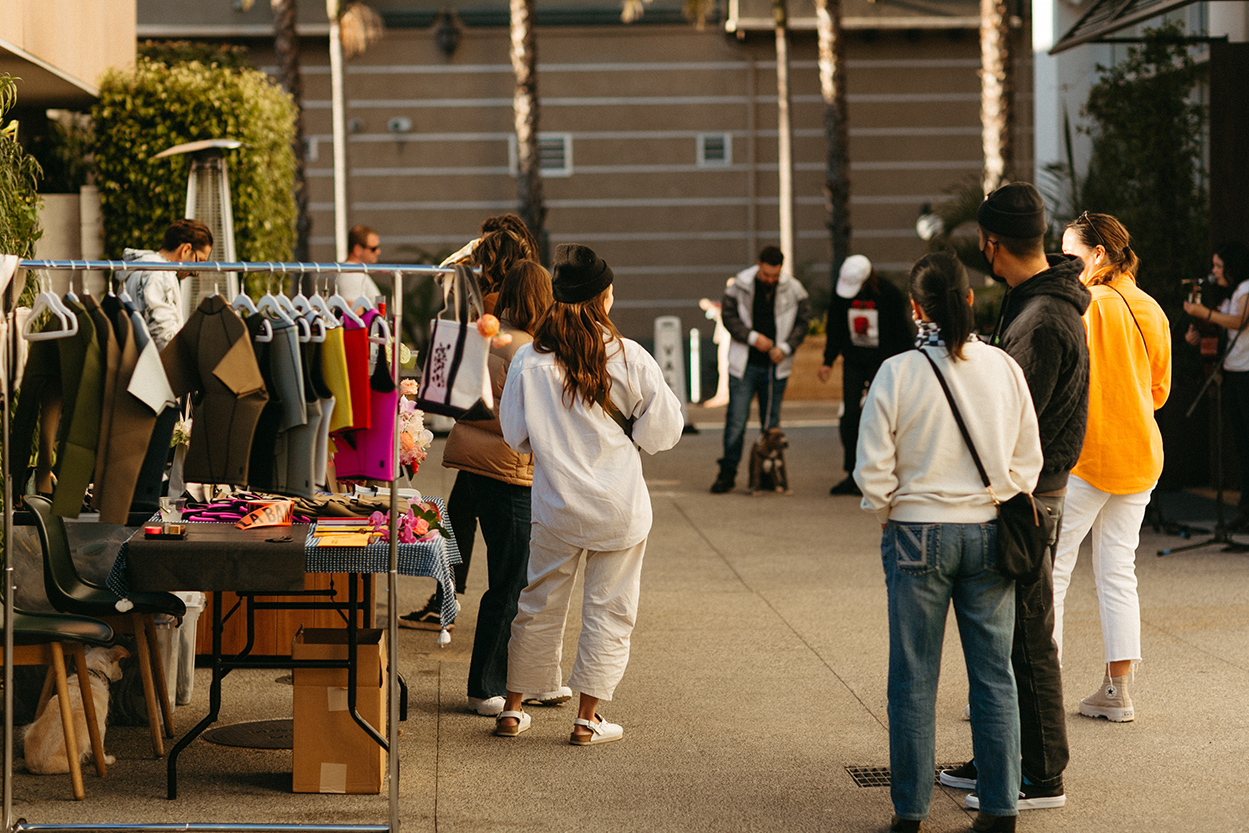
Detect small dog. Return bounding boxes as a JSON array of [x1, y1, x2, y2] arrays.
[[748, 427, 792, 495], [22, 644, 129, 774]]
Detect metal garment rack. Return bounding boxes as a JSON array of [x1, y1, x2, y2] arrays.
[[3, 259, 455, 833]]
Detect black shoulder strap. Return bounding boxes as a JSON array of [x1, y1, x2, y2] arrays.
[[596, 390, 635, 440], [918, 348, 992, 493], [1101, 282, 1149, 362]]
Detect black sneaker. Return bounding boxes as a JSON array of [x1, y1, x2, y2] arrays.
[[971, 813, 1015, 832], [399, 593, 452, 631], [938, 760, 977, 790], [829, 476, 861, 496], [709, 470, 735, 494], [965, 780, 1066, 810]]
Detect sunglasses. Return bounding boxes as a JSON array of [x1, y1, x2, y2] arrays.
[[367, 245, 380, 252], [1078, 210, 1108, 253]]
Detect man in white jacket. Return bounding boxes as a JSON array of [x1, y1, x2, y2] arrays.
[[120, 219, 214, 352], [711, 245, 810, 493]]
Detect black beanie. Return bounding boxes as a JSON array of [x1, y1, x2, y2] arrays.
[[551, 243, 614, 304], [977, 182, 1048, 239]]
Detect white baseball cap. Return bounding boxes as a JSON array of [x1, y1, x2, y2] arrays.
[[835, 255, 873, 298]]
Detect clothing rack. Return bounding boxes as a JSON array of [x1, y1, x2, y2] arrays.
[[3, 258, 459, 833]]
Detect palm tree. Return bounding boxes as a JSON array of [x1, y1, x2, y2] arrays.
[[510, 0, 547, 263], [816, 0, 850, 283], [979, 0, 1012, 194]]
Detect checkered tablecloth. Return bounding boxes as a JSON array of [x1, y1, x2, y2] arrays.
[[107, 496, 462, 628]]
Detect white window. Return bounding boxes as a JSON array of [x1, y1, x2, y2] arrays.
[[509, 133, 573, 177], [698, 133, 731, 167]]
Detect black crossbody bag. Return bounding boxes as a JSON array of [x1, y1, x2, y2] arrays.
[[919, 349, 1054, 581]]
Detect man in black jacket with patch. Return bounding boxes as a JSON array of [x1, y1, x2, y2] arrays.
[[941, 182, 1090, 817]]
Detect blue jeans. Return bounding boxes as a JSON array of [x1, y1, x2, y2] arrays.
[[719, 363, 787, 471], [883, 520, 1020, 820], [463, 473, 532, 700]]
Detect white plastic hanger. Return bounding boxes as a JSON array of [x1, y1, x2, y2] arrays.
[[327, 290, 365, 328], [305, 310, 327, 343], [308, 277, 340, 328], [368, 312, 392, 346], [23, 275, 79, 341], [232, 291, 259, 314]]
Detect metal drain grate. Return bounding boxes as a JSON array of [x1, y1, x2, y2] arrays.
[[845, 763, 964, 788]]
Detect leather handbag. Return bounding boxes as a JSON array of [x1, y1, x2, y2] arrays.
[[919, 349, 1054, 580], [417, 264, 494, 419]]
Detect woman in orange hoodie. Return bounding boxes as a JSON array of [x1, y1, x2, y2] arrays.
[[1052, 212, 1171, 723]]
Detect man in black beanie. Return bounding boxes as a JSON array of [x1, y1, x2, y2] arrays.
[[941, 181, 1090, 816]]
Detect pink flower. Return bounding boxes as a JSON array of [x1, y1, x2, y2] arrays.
[[411, 517, 430, 537], [368, 511, 387, 532], [400, 378, 419, 396]]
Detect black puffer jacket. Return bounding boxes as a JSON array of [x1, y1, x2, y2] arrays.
[[991, 255, 1091, 493]]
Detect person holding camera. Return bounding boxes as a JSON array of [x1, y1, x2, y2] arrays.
[[1183, 242, 1249, 530], [1052, 212, 1171, 724]]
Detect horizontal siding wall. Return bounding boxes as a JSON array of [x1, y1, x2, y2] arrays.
[[254, 25, 984, 338]]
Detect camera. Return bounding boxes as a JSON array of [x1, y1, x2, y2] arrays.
[[1182, 278, 1203, 306]]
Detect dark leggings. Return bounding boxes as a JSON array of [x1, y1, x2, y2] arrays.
[[1224, 370, 1249, 508]]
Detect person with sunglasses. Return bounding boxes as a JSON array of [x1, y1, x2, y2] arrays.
[[1053, 212, 1171, 723], [338, 224, 383, 306], [120, 218, 214, 352], [940, 182, 1089, 814]]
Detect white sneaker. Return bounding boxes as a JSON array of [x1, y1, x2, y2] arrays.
[[468, 696, 505, 716], [523, 686, 573, 706], [569, 714, 623, 746]]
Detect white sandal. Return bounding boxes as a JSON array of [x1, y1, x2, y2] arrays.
[[494, 710, 531, 737], [569, 714, 623, 746]]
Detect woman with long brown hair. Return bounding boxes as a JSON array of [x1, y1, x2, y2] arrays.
[[494, 243, 683, 744], [1054, 212, 1171, 722]]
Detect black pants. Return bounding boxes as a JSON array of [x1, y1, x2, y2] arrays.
[[1011, 493, 1069, 790], [438, 470, 476, 602], [1224, 370, 1249, 509], [839, 360, 879, 473]]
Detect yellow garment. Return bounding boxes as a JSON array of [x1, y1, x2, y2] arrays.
[[1072, 274, 1172, 494], [321, 326, 354, 432]]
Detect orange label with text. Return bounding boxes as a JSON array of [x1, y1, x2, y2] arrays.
[[235, 500, 295, 529]]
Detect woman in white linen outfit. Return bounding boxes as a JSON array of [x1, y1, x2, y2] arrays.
[[495, 242, 683, 745]]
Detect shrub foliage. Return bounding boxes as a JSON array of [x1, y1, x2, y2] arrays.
[[0, 74, 43, 259], [92, 56, 297, 261]]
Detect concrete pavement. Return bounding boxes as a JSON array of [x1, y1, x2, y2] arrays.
[[9, 399, 1249, 831]]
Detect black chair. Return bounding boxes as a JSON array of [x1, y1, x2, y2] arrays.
[[7, 608, 116, 799], [26, 495, 186, 757]]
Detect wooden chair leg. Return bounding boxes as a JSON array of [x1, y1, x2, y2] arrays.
[[130, 615, 164, 757], [68, 643, 107, 777], [35, 665, 57, 717], [49, 643, 85, 800], [140, 614, 176, 738]]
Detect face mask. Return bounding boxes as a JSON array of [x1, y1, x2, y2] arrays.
[[979, 240, 1006, 285]]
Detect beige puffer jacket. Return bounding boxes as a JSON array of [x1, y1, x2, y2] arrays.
[[441, 322, 533, 486]]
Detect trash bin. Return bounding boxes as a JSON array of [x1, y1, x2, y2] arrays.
[[153, 591, 206, 706]]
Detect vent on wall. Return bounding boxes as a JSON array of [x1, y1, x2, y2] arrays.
[[698, 133, 731, 167], [509, 133, 573, 177]]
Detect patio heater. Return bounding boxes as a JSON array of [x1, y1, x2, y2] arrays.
[[151, 138, 243, 319]]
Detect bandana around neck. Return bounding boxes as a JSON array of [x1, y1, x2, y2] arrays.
[[915, 320, 980, 349]]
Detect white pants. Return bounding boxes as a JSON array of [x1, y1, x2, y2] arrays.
[[506, 523, 647, 701], [1051, 475, 1154, 665]]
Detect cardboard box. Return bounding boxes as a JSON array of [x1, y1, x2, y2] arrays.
[[291, 628, 388, 794]]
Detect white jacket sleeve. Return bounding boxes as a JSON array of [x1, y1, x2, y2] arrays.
[[499, 363, 531, 454], [144, 274, 183, 352], [853, 364, 899, 524], [1006, 359, 1044, 496], [629, 355, 684, 455]]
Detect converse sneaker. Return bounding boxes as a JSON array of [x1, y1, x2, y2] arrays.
[[965, 781, 1066, 810], [1079, 674, 1134, 722], [938, 760, 977, 790], [399, 593, 458, 631]]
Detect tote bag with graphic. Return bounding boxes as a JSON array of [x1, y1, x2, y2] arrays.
[[417, 264, 493, 418]]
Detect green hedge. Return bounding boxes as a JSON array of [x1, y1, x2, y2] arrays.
[[92, 56, 297, 261], [0, 75, 43, 259]]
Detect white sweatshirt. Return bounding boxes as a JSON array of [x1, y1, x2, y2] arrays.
[[501, 335, 684, 550], [854, 342, 1043, 525]]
